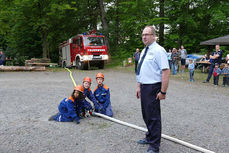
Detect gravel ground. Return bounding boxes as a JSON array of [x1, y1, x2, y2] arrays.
[[0, 69, 229, 153]]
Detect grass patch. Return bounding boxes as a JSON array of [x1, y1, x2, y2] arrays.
[[170, 69, 226, 85]]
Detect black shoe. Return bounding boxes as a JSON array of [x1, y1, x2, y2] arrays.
[[48, 114, 57, 121], [145, 150, 159, 153], [145, 146, 159, 153], [137, 138, 150, 144], [145, 148, 159, 153], [203, 80, 209, 83]]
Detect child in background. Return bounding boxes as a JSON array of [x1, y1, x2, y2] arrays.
[[222, 63, 229, 87], [48, 85, 85, 124], [188, 59, 195, 82], [82, 77, 100, 111], [213, 63, 221, 86], [94, 73, 113, 117]]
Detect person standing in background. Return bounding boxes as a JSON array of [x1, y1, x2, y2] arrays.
[[213, 63, 221, 86], [0, 50, 6, 66], [176, 48, 181, 73], [188, 59, 195, 82], [133, 48, 141, 73], [180, 45, 187, 73], [203, 45, 223, 83], [167, 49, 172, 69], [171, 48, 178, 75]]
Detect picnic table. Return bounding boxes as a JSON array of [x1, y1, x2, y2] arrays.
[[196, 60, 211, 72]]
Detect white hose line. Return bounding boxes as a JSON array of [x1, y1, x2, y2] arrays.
[[92, 112, 215, 153]]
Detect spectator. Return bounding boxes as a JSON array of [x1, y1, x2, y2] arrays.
[[226, 53, 229, 64], [203, 45, 223, 83], [171, 48, 178, 75], [167, 49, 172, 69], [213, 63, 221, 86], [133, 48, 141, 73], [222, 63, 229, 87], [188, 59, 195, 82], [180, 45, 187, 73], [202, 54, 209, 61], [177, 48, 181, 73], [0, 50, 6, 66]]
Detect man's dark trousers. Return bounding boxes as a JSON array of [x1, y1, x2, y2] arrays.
[[140, 83, 161, 151], [206, 64, 214, 82]]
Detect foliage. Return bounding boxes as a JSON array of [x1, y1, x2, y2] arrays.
[[0, 0, 228, 65]]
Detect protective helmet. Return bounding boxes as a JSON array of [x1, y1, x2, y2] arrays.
[[83, 76, 92, 83], [74, 85, 84, 93], [96, 72, 104, 79]]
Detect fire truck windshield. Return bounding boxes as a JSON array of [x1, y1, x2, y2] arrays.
[[83, 37, 105, 46]]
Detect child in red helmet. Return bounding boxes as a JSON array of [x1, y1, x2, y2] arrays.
[[48, 85, 85, 124], [94, 73, 113, 117], [82, 76, 100, 111]]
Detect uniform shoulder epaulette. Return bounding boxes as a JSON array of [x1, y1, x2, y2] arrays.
[[103, 84, 109, 90], [94, 86, 98, 92], [68, 96, 75, 103]]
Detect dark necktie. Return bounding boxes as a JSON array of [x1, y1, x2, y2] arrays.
[[136, 46, 149, 75]]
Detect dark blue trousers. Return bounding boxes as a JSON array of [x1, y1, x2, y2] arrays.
[[206, 64, 214, 82], [140, 83, 161, 151]]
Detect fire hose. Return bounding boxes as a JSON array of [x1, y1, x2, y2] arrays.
[[65, 68, 215, 153], [65, 68, 77, 87], [92, 112, 215, 153]]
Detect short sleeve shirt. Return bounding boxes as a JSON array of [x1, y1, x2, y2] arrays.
[[212, 50, 223, 64], [180, 49, 187, 59], [136, 41, 169, 84]]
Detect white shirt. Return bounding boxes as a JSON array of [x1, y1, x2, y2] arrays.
[[227, 54, 229, 64], [136, 41, 169, 84]]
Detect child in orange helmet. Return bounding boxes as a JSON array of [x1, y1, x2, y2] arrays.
[[82, 76, 100, 111], [94, 73, 113, 117], [48, 85, 85, 124]]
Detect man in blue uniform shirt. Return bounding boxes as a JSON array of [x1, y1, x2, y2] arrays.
[[203, 44, 223, 83], [136, 26, 170, 153]]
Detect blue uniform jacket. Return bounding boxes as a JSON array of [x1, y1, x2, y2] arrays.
[[213, 68, 221, 76], [83, 88, 99, 110], [222, 67, 229, 77], [94, 84, 110, 109], [54, 96, 80, 122]]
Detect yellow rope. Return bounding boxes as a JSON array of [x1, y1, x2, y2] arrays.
[[65, 68, 76, 87]]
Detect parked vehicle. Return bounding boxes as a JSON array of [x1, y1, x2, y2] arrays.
[[59, 32, 108, 70], [185, 54, 204, 66]]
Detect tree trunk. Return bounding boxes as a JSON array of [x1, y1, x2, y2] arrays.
[[159, 0, 164, 46], [114, 0, 119, 54], [42, 31, 47, 58], [98, 0, 110, 55]]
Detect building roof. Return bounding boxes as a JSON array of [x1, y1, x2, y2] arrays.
[[200, 35, 229, 46]]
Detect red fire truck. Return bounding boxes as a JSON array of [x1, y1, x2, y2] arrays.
[[59, 33, 108, 69]]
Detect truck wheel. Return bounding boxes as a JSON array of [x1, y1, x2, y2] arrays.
[[98, 61, 104, 69], [76, 58, 81, 69], [81, 62, 88, 70], [76, 58, 88, 70]]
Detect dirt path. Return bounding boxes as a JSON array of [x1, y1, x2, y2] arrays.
[[0, 69, 228, 153]]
